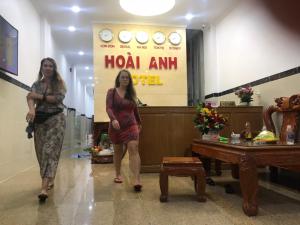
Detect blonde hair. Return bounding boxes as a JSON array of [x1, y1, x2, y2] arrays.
[[37, 57, 66, 93]]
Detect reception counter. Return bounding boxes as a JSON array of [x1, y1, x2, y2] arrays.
[[139, 106, 199, 172], [139, 106, 263, 172]]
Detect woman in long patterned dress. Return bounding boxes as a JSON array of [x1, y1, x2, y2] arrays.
[[26, 57, 66, 201], [106, 69, 142, 192]]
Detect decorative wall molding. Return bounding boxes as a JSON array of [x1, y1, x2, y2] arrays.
[[0, 70, 92, 117], [205, 66, 300, 99], [0, 70, 30, 91]]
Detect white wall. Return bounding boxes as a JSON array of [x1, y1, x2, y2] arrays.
[[0, 0, 93, 182], [39, 18, 76, 110], [67, 67, 94, 117], [204, 0, 300, 95], [203, 25, 219, 94], [0, 0, 91, 114], [0, 0, 41, 85], [84, 86, 94, 118], [0, 0, 43, 182]]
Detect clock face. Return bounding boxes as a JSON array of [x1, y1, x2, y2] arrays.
[[152, 32, 166, 45], [135, 31, 149, 44], [168, 32, 181, 45], [99, 29, 113, 42], [118, 30, 132, 43]]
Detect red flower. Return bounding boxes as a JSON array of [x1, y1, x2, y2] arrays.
[[194, 102, 228, 134]]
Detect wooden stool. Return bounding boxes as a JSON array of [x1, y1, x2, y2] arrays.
[[159, 157, 206, 202]]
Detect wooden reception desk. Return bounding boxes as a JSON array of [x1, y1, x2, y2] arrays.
[[138, 106, 263, 172]]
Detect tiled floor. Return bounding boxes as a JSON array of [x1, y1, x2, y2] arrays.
[[1, 149, 300, 225]]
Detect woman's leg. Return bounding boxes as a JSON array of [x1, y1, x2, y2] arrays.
[[48, 177, 54, 190], [37, 177, 49, 201], [113, 144, 124, 180], [127, 140, 141, 185], [41, 177, 49, 194]]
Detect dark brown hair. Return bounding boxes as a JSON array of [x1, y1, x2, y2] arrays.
[[37, 57, 66, 93], [114, 69, 137, 102]]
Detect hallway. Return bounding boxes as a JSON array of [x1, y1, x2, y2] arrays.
[[1, 149, 300, 225]]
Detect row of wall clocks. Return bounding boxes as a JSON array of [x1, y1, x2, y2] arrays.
[[99, 29, 182, 45]]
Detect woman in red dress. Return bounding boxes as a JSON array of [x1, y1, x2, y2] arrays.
[[106, 69, 142, 192]]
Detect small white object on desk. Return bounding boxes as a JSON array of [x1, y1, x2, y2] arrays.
[[98, 148, 114, 156], [231, 133, 241, 144]]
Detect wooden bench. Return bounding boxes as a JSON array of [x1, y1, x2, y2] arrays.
[[159, 157, 206, 202]]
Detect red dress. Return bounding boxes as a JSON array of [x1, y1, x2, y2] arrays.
[[106, 88, 141, 144]]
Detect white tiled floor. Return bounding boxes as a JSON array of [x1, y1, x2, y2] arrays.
[[1, 149, 300, 225]]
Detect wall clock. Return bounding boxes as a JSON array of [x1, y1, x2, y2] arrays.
[[99, 29, 113, 42], [118, 30, 132, 43], [168, 32, 181, 45], [135, 31, 149, 44], [152, 31, 166, 45]]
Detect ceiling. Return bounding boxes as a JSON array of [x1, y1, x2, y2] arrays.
[[30, 0, 240, 87]]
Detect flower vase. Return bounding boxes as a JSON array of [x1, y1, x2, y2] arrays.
[[202, 129, 220, 141]]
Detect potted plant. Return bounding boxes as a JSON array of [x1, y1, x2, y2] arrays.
[[235, 85, 254, 105], [194, 102, 227, 140]]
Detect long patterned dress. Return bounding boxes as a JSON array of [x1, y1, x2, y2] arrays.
[[31, 80, 66, 179], [106, 88, 141, 144]]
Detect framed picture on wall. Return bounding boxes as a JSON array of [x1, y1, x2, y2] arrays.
[[0, 15, 18, 75]]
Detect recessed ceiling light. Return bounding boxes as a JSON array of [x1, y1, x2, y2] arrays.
[[85, 66, 89, 70], [68, 26, 76, 32], [88, 76, 93, 80], [71, 5, 81, 13], [185, 13, 193, 20], [78, 51, 84, 55], [119, 0, 175, 16]]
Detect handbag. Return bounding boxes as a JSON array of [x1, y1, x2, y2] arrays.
[[25, 110, 63, 139], [34, 109, 63, 124]]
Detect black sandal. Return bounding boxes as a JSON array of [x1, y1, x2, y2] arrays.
[[38, 193, 48, 202], [134, 184, 142, 192]]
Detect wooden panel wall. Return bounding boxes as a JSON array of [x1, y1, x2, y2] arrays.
[[218, 106, 263, 137]]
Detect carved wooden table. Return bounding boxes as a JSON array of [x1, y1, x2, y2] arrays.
[[159, 157, 206, 202], [192, 139, 300, 216]]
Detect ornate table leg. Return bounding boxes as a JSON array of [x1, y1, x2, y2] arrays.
[[269, 166, 278, 182], [201, 157, 216, 186], [202, 157, 211, 176], [194, 167, 206, 202], [231, 164, 239, 179], [215, 159, 222, 176], [239, 154, 258, 216], [159, 172, 168, 202]]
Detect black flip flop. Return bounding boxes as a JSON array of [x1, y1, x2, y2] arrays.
[[134, 184, 142, 192], [38, 193, 48, 202]]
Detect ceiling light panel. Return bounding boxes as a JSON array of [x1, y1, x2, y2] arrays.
[[68, 26, 76, 32], [120, 0, 175, 16], [185, 13, 194, 20], [71, 5, 81, 13]]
